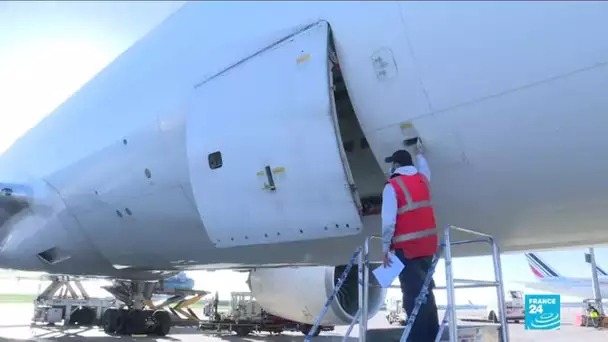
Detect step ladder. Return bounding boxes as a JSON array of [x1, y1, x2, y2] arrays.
[[304, 225, 510, 342]]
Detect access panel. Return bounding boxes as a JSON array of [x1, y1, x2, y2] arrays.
[[186, 21, 363, 248]]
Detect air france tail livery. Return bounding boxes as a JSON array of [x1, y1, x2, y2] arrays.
[[521, 253, 608, 299]]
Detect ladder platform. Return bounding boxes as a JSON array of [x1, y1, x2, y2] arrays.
[[364, 323, 501, 342]]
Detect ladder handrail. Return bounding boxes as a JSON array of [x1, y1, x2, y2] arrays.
[[435, 309, 450, 342], [443, 225, 458, 342], [342, 308, 360, 342], [443, 224, 510, 342], [304, 246, 362, 342], [448, 225, 493, 238]]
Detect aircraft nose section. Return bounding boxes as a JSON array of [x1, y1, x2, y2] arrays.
[[0, 247, 7, 268], [0, 238, 42, 271]]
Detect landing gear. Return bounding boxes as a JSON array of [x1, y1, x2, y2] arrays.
[[234, 326, 253, 337], [153, 310, 171, 336], [69, 306, 96, 326], [300, 324, 321, 337], [101, 281, 172, 336], [101, 307, 171, 335], [102, 307, 119, 333]]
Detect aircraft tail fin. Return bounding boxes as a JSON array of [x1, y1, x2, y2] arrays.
[[525, 253, 561, 279]]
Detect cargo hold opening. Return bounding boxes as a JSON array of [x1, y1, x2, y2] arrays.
[[330, 58, 386, 216]]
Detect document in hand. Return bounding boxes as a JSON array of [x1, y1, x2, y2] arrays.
[[372, 253, 405, 288]]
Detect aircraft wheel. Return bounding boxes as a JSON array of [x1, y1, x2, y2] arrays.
[[153, 310, 171, 336], [79, 307, 96, 326], [115, 309, 128, 334], [102, 308, 119, 334], [126, 309, 148, 335], [234, 326, 252, 337], [488, 311, 498, 323], [69, 308, 83, 325], [300, 324, 320, 337]]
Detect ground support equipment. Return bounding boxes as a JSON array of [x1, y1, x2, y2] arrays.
[[31, 276, 117, 327], [577, 298, 608, 328], [198, 313, 334, 337], [198, 291, 334, 337], [143, 288, 206, 326]]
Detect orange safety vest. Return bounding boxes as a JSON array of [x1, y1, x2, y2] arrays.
[[387, 173, 438, 258]]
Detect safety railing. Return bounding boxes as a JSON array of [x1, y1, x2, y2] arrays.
[[306, 224, 510, 342], [434, 225, 510, 342], [304, 245, 363, 342]]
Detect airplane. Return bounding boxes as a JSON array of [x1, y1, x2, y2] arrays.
[[1, 0, 608, 336], [521, 253, 608, 299]]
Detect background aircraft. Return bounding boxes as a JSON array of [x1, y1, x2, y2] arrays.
[[521, 253, 608, 299]]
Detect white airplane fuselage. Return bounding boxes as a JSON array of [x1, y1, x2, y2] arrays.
[[2, 1, 608, 280], [522, 277, 608, 300]]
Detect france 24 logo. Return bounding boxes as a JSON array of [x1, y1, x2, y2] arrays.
[[525, 294, 560, 330]]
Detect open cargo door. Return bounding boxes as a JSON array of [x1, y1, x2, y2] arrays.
[[187, 21, 363, 248]]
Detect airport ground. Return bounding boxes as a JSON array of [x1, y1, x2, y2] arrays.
[[0, 304, 607, 341]]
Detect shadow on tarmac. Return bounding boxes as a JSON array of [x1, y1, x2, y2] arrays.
[[0, 324, 352, 342]]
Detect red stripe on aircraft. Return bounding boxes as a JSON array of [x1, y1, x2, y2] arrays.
[[529, 264, 544, 278]]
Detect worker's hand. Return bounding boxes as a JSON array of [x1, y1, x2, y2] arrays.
[[414, 139, 424, 155], [383, 252, 393, 268]]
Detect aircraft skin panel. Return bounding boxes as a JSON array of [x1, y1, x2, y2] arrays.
[[0, 2, 607, 276], [398, 2, 608, 114], [187, 21, 361, 248], [73, 185, 208, 267], [417, 64, 608, 253], [0, 171, 119, 276]]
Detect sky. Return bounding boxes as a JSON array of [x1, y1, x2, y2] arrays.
[[1, 1, 607, 305]]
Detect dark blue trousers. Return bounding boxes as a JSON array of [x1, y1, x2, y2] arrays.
[[394, 248, 440, 342]]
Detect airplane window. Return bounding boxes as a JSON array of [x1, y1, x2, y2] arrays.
[[343, 140, 354, 153], [360, 138, 369, 149], [208, 151, 223, 169]]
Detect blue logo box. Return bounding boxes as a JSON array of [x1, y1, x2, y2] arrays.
[[525, 294, 560, 330]]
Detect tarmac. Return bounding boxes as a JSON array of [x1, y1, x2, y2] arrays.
[[0, 304, 607, 341]]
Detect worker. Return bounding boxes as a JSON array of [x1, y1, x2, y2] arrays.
[[381, 142, 439, 342], [588, 303, 600, 328]]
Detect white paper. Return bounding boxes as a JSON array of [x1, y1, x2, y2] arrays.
[[372, 253, 405, 288]]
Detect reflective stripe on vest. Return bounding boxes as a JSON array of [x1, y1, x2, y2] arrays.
[[392, 227, 438, 244], [393, 176, 432, 214]]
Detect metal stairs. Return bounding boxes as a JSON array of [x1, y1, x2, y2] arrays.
[[305, 225, 510, 342]]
